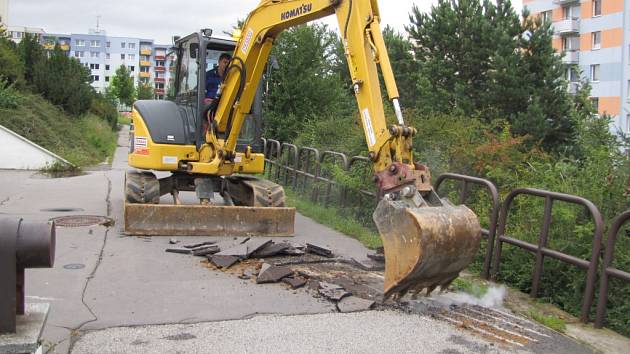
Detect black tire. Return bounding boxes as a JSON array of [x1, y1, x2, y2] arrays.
[[125, 171, 160, 204]]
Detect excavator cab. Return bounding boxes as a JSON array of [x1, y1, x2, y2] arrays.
[[169, 32, 263, 154]]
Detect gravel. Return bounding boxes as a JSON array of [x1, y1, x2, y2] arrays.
[[73, 310, 519, 354]]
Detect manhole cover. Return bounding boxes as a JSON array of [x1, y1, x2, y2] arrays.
[[63, 263, 85, 270], [50, 215, 114, 228], [41, 208, 84, 212]]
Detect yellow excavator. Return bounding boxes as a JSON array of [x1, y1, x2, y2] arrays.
[[125, 0, 481, 299]]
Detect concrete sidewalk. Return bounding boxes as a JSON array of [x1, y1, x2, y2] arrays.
[[0, 127, 595, 354]]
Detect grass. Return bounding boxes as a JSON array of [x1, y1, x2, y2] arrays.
[[451, 277, 489, 298], [117, 113, 132, 126], [529, 310, 567, 333], [284, 188, 383, 249], [0, 91, 117, 167]]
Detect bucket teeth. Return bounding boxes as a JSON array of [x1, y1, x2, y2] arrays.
[[374, 194, 482, 300]]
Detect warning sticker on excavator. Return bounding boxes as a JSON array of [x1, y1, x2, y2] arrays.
[[241, 28, 254, 55], [135, 136, 147, 148], [362, 109, 376, 147]]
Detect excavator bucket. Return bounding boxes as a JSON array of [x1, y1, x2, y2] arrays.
[[373, 193, 481, 299]]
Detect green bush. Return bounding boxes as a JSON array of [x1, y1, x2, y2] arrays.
[[90, 93, 118, 129], [0, 77, 21, 108]]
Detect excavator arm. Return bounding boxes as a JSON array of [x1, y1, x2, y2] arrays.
[[204, 0, 482, 299]]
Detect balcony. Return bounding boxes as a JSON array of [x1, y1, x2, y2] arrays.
[[154, 88, 165, 94], [568, 82, 579, 95], [140, 61, 151, 67], [43, 43, 70, 51], [554, 18, 580, 35], [139, 72, 151, 78], [562, 50, 580, 64], [154, 55, 165, 61], [154, 66, 166, 72], [553, 0, 579, 4], [140, 49, 152, 56]]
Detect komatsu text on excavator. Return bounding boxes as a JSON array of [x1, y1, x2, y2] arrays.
[[125, 0, 482, 299]]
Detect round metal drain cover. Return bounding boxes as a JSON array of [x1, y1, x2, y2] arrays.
[[51, 215, 114, 228]]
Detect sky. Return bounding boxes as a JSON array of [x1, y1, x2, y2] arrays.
[[8, 0, 523, 44]]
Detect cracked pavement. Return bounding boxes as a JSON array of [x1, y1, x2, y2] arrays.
[[0, 127, 595, 354]]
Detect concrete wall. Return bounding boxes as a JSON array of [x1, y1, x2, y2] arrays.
[[0, 125, 68, 170]]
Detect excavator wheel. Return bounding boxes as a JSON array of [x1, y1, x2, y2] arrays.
[[125, 171, 160, 204], [223, 176, 286, 207]]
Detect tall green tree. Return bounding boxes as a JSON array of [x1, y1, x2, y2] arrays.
[[136, 82, 154, 100], [381, 26, 422, 110], [264, 24, 352, 142], [32, 45, 94, 115], [110, 65, 136, 107], [17, 34, 45, 85]]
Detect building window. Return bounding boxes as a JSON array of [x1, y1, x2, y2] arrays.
[[562, 36, 579, 51], [105, 64, 110, 71], [129, 43, 136, 49], [593, 0, 602, 17], [92, 75, 100, 82], [106, 41, 111, 48], [90, 40, 100, 47], [141, 67, 150, 73], [591, 97, 600, 113], [105, 76, 110, 82], [592, 31, 601, 50], [90, 51, 99, 58], [90, 63, 100, 70], [75, 39, 85, 46], [74, 51, 85, 58], [121, 42, 126, 48], [541, 10, 552, 23], [121, 54, 125, 60], [156, 60, 165, 67], [627, 114, 630, 133], [106, 53, 110, 59], [590, 64, 601, 81], [128, 66, 135, 72], [129, 54, 136, 60]]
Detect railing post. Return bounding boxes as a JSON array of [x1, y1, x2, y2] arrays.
[[531, 196, 553, 298]]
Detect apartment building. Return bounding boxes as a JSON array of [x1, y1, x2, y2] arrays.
[[6, 26, 45, 43], [36, 30, 171, 98], [525, 0, 629, 134]]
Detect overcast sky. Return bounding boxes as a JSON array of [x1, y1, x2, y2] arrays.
[[8, 0, 523, 44]]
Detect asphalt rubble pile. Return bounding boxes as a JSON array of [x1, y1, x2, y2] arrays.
[[166, 238, 382, 313]]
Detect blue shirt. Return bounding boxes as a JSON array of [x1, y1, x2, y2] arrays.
[[205, 68, 222, 98]]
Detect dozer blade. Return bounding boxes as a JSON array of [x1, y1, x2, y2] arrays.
[[124, 203, 295, 237], [373, 195, 481, 299]]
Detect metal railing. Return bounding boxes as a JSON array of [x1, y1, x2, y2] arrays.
[[595, 210, 630, 328], [261, 139, 626, 327], [435, 173, 501, 280], [491, 188, 604, 323]]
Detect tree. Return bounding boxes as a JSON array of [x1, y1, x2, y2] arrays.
[[264, 24, 352, 142], [32, 45, 94, 115], [407, 0, 576, 152], [136, 82, 154, 100], [381, 26, 422, 110], [17, 33, 45, 85], [110, 65, 136, 107]]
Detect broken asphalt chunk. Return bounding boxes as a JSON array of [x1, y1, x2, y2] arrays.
[[282, 277, 307, 289], [319, 282, 351, 301], [165, 248, 191, 255], [306, 243, 333, 258], [253, 242, 290, 258], [256, 264, 294, 284], [209, 255, 239, 269], [169, 238, 180, 245], [351, 258, 385, 271], [192, 246, 220, 257], [215, 243, 249, 258], [366, 253, 385, 262], [336, 296, 375, 313], [184, 241, 216, 249]]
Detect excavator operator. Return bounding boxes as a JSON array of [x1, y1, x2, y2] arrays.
[[205, 53, 232, 99]]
